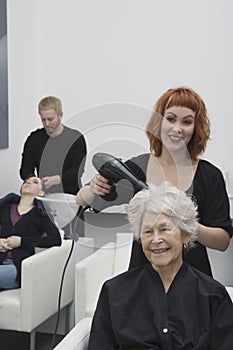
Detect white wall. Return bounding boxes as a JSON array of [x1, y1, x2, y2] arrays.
[[0, 0, 37, 195], [1, 0, 233, 195]]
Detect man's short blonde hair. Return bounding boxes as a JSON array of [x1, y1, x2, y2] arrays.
[[38, 96, 62, 115]]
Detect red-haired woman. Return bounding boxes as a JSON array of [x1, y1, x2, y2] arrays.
[[76, 87, 233, 276]]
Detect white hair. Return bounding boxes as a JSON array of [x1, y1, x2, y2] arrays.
[[127, 182, 198, 249]]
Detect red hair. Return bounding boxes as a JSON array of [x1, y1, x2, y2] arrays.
[[146, 87, 211, 160]]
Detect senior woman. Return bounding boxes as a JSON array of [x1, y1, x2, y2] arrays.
[[88, 183, 233, 350]]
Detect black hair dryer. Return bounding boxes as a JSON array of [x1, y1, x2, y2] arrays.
[[92, 152, 148, 193]]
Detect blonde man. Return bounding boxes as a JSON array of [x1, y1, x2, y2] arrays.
[[20, 96, 87, 195]]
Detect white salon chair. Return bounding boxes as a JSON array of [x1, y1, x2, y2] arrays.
[[54, 232, 134, 350], [207, 237, 233, 301], [35, 194, 94, 336], [0, 238, 75, 350]]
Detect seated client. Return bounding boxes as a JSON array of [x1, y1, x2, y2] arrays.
[[88, 182, 233, 349], [0, 175, 61, 291]]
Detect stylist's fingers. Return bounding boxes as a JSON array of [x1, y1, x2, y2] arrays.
[[95, 174, 111, 188], [42, 177, 50, 189], [90, 174, 112, 195]]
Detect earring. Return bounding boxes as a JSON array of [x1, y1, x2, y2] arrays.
[[183, 243, 187, 249]]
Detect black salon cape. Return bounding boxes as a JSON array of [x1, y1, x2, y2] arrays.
[[88, 263, 233, 350]]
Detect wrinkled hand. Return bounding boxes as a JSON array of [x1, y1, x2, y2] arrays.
[[5, 236, 21, 249], [42, 175, 61, 189], [90, 174, 112, 195], [0, 238, 9, 252]]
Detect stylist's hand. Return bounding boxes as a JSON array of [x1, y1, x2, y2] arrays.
[[90, 174, 112, 195], [42, 175, 61, 189]]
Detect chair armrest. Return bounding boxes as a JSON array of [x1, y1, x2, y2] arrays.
[[21, 240, 75, 331], [75, 242, 115, 323], [54, 317, 92, 350]]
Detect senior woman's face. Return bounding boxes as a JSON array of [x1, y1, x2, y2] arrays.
[[140, 212, 190, 272]]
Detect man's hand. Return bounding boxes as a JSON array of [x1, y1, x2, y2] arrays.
[[42, 175, 61, 189]]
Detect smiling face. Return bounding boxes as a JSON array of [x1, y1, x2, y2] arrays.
[[160, 106, 195, 153], [140, 212, 190, 273]]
